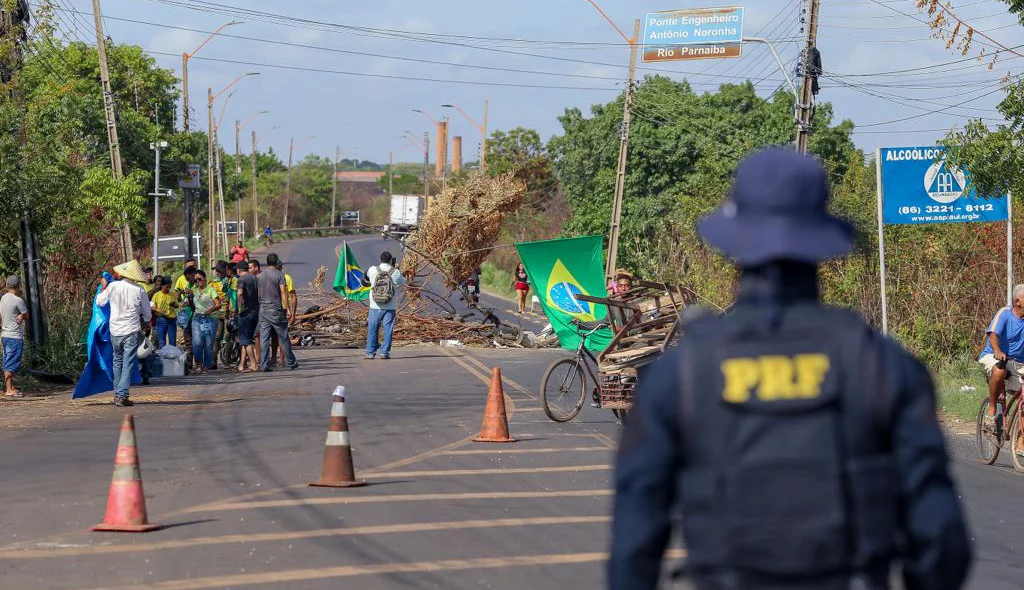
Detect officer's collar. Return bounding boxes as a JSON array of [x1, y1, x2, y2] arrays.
[[736, 260, 819, 306]]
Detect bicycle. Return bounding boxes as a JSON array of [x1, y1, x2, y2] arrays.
[[975, 358, 1024, 471], [540, 319, 628, 423], [218, 316, 241, 367]]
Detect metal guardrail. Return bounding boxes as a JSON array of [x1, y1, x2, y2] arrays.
[[264, 225, 376, 241]]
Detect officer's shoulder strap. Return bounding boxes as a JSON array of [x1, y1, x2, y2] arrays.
[[832, 310, 893, 451]]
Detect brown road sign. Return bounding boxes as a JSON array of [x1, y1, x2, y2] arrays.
[[643, 42, 742, 62]]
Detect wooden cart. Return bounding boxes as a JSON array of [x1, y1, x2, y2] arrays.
[[577, 281, 690, 413]]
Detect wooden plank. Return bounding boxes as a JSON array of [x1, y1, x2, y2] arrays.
[[603, 345, 660, 360]]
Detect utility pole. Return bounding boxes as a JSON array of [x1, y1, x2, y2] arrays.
[[216, 140, 228, 256], [795, 0, 821, 154], [331, 145, 339, 227], [207, 87, 215, 265], [440, 117, 449, 193], [235, 119, 242, 241], [388, 151, 394, 197], [181, 53, 190, 131], [91, 0, 133, 261], [283, 137, 294, 229], [5, 0, 47, 345], [150, 141, 168, 275], [251, 130, 259, 233], [605, 19, 640, 281], [422, 132, 430, 204], [481, 99, 489, 173]]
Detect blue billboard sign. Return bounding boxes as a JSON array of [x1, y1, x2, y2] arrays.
[[879, 146, 1008, 225]]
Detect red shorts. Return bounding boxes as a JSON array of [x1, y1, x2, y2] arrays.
[[515, 282, 529, 291]]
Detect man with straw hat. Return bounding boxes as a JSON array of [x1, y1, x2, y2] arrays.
[[96, 260, 152, 407], [609, 148, 971, 590]]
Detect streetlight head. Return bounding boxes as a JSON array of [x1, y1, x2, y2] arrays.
[[441, 104, 454, 108], [411, 109, 422, 113], [245, 71, 260, 76]]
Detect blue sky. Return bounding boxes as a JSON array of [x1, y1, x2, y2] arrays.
[[52, 0, 1023, 165]]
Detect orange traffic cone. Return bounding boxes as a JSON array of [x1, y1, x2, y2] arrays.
[[473, 367, 516, 443], [309, 387, 366, 488], [92, 414, 162, 532]]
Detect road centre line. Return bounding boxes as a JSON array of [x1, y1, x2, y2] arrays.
[[366, 464, 611, 479], [88, 550, 686, 590], [192, 488, 614, 512], [168, 352, 488, 517], [453, 348, 540, 401], [440, 446, 610, 456], [4, 516, 609, 560]]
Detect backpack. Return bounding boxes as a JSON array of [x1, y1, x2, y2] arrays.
[[371, 266, 395, 305]]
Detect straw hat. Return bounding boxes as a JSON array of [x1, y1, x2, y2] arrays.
[[112, 260, 148, 284]]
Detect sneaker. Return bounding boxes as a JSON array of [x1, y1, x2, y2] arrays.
[[381, 354, 391, 360], [365, 355, 375, 360], [114, 398, 134, 407], [288, 363, 300, 371]]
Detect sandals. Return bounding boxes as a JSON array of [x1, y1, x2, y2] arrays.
[[5, 391, 25, 399]]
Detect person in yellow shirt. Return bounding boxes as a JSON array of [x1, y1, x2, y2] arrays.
[[150, 277, 179, 348]]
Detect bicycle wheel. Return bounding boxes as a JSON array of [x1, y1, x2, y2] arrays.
[[1011, 411, 1024, 472], [976, 397, 1001, 465], [219, 340, 241, 366], [541, 358, 587, 423]]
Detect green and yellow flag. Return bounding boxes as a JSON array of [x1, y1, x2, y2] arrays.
[[515, 235, 613, 352], [333, 242, 370, 301]]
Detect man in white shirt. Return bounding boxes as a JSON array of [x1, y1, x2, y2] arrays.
[[95, 261, 152, 407], [365, 251, 406, 360]]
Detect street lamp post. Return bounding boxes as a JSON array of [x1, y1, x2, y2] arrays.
[[207, 72, 259, 262], [182, 20, 240, 131], [235, 110, 268, 239], [252, 125, 279, 234], [282, 135, 317, 229], [441, 101, 488, 172], [149, 140, 169, 275]]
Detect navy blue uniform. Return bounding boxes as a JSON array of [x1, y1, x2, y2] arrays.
[[608, 267, 972, 590]]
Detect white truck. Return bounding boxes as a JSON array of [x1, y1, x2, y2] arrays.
[[386, 194, 425, 237]]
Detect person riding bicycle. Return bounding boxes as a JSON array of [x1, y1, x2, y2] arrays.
[[979, 285, 1024, 429], [263, 225, 273, 245]]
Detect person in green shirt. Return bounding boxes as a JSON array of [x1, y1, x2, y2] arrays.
[[190, 270, 222, 375]]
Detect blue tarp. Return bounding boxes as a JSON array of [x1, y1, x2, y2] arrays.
[[72, 276, 142, 400]]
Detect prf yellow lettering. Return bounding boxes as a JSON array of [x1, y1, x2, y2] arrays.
[[721, 354, 831, 402]]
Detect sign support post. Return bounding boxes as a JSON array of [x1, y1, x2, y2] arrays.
[[875, 149, 888, 335], [1009, 190, 1014, 305]]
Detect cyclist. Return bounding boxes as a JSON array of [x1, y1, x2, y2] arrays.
[[979, 285, 1024, 428], [263, 225, 273, 246]]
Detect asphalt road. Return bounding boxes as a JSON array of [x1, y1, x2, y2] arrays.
[[0, 236, 1022, 589]]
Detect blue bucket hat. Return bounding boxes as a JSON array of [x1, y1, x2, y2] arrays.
[[697, 148, 853, 266]]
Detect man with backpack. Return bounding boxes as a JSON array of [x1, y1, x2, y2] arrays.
[[608, 149, 971, 590], [365, 251, 405, 360]]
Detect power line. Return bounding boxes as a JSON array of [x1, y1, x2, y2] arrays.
[[144, 50, 623, 91], [63, 7, 794, 85], [854, 83, 1007, 127]]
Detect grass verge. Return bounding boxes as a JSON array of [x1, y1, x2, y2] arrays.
[[480, 262, 517, 301], [936, 353, 986, 425]]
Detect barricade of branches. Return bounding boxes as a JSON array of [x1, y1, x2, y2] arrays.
[[402, 171, 527, 288]]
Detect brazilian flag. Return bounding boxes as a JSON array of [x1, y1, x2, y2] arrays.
[[515, 235, 613, 352], [333, 241, 370, 301]]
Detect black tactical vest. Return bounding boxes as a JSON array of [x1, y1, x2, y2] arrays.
[[676, 303, 899, 584]]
